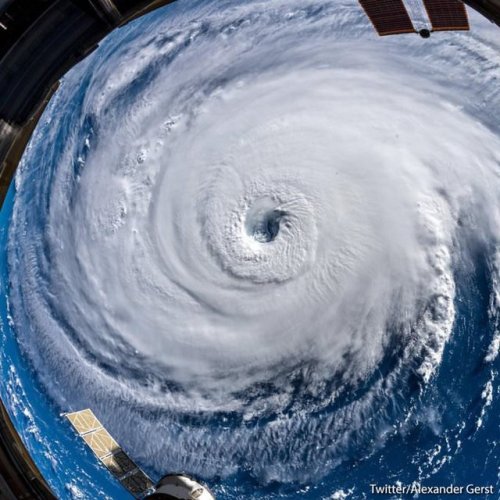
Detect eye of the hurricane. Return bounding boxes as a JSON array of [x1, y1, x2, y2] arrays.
[[244, 199, 288, 243], [246, 207, 287, 243]]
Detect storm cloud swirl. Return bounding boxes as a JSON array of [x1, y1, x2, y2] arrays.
[[6, 0, 499, 494]]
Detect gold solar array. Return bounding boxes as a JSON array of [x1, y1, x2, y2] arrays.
[[66, 408, 101, 434], [65, 409, 153, 498]]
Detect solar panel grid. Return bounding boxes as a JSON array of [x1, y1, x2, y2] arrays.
[[66, 409, 102, 434], [121, 471, 154, 495], [359, 0, 415, 35], [422, 0, 469, 30], [65, 409, 153, 498], [102, 451, 139, 477], [83, 427, 120, 459]]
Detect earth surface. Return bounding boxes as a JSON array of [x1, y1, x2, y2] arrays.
[[0, 1, 499, 498]]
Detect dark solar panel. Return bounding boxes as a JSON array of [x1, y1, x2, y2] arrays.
[[359, 0, 415, 36], [121, 471, 154, 496], [423, 0, 469, 31]]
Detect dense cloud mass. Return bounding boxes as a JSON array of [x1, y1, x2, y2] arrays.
[[6, 0, 499, 492]]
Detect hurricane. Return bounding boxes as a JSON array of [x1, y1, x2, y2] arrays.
[[2, 0, 499, 498]]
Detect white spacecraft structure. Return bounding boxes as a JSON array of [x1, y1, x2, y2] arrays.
[[65, 409, 215, 500]]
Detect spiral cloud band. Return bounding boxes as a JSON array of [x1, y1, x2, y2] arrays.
[[7, 0, 500, 492]]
